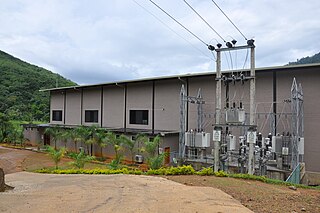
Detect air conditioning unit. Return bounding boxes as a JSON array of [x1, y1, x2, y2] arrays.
[[135, 155, 143, 164]]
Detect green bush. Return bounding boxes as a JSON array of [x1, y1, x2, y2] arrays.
[[69, 149, 95, 169], [35, 167, 143, 175], [196, 167, 214, 176], [146, 165, 195, 176]]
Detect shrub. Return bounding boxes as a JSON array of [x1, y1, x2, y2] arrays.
[[146, 165, 195, 176], [69, 149, 95, 169], [197, 167, 214, 176]]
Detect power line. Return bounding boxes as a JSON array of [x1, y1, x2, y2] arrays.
[[211, 0, 248, 40], [148, 0, 208, 46], [182, 0, 226, 43], [131, 0, 214, 60]]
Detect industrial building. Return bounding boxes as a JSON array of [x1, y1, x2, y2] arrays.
[[24, 63, 320, 184]]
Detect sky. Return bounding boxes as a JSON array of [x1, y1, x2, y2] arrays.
[[1, 0, 320, 85]]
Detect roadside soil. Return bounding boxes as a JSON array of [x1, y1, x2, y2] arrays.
[[0, 146, 252, 213], [167, 176, 320, 213]]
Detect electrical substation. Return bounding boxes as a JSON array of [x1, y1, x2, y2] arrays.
[[179, 39, 305, 182]]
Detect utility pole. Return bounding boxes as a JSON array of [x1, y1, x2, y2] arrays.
[[210, 40, 256, 174], [248, 45, 256, 175], [214, 50, 222, 172]]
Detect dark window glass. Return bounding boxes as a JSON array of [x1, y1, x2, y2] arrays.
[[85, 110, 98, 123], [52, 110, 62, 121], [129, 110, 148, 125]]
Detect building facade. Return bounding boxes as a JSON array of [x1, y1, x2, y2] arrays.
[[25, 64, 320, 183]]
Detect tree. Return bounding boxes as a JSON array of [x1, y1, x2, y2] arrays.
[[139, 135, 165, 169], [44, 125, 62, 150], [69, 148, 95, 169], [0, 112, 11, 142], [106, 131, 124, 168], [93, 128, 107, 158], [60, 128, 70, 149], [46, 146, 66, 169], [73, 126, 91, 155], [121, 135, 136, 164], [69, 128, 79, 153]]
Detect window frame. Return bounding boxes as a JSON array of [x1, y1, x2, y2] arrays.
[[129, 110, 149, 125], [85, 110, 99, 123], [52, 110, 63, 121]]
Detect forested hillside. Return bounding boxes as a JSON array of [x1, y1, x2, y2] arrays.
[[0, 50, 76, 122], [287, 52, 320, 65]]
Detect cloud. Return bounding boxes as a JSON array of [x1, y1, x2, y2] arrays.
[[0, 0, 320, 85]]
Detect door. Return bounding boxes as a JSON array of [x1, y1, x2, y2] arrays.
[[164, 147, 170, 165], [44, 134, 50, 146]]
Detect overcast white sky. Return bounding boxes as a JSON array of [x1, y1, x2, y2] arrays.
[[1, 0, 319, 85]]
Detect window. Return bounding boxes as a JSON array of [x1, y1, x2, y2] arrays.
[[85, 110, 98, 123], [129, 110, 148, 125], [52, 110, 62, 121]]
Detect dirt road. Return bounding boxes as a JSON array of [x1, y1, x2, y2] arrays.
[[1, 172, 252, 213], [0, 147, 252, 213]]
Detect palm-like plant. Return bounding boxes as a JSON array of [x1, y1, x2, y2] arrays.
[[73, 126, 91, 155], [60, 128, 70, 149], [69, 128, 79, 153], [93, 128, 107, 158], [69, 148, 95, 169], [139, 134, 164, 169], [46, 146, 66, 169], [106, 131, 123, 167], [44, 125, 62, 150], [121, 135, 136, 164]]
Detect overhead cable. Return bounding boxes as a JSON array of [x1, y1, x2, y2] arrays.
[[182, 0, 226, 43], [211, 0, 248, 40], [148, 0, 208, 46], [132, 0, 213, 60]]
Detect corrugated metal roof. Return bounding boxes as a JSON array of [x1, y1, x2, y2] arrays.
[[40, 63, 320, 92]]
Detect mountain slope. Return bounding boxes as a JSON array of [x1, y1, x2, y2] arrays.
[[0, 50, 77, 122], [287, 52, 320, 65]]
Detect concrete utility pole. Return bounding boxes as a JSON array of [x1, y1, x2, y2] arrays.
[[211, 40, 256, 174], [248, 46, 256, 175], [214, 50, 222, 172]]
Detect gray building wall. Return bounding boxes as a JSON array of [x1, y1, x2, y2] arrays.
[[50, 91, 64, 124], [103, 85, 125, 129], [65, 90, 81, 125], [82, 87, 101, 126], [154, 79, 182, 131], [126, 82, 153, 130]]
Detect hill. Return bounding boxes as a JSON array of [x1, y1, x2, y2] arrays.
[[0, 50, 77, 122], [287, 52, 320, 65]]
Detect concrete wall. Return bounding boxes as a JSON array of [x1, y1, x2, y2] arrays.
[[102, 85, 125, 129], [50, 91, 64, 124], [126, 82, 153, 130], [154, 79, 182, 131], [65, 90, 81, 125], [82, 87, 101, 126]]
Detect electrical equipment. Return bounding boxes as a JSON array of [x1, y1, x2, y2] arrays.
[[158, 148, 164, 154], [271, 136, 282, 153], [135, 155, 143, 164], [185, 131, 210, 148], [298, 137, 304, 155], [282, 147, 289, 156], [226, 108, 245, 124], [227, 134, 236, 150]]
